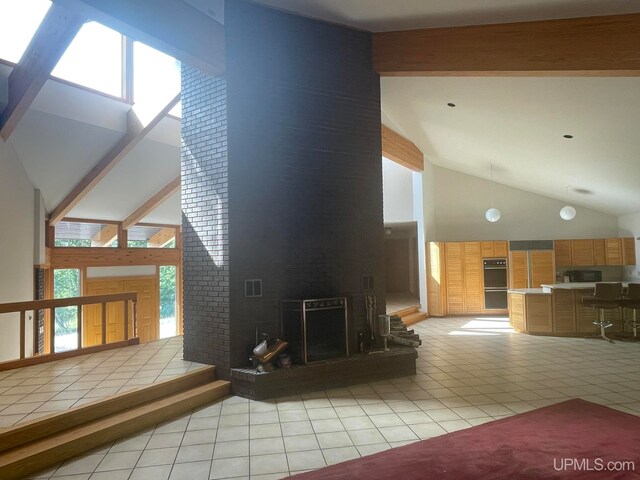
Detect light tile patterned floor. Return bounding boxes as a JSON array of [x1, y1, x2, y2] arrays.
[[26, 316, 640, 480], [0, 336, 204, 428]]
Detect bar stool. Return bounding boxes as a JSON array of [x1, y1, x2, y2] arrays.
[[581, 282, 623, 343], [622, 283, 640, 338]]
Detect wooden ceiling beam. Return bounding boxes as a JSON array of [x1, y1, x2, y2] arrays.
[[373, 13, 640, 76], [90, 224, 118, 247], [122, 176, 181, 231], [53, 0, 225, 76], [0, 4, 85, 140], [148, 228, 177, 248], [49, 94, 180, 225], [382, 125, 424, 172]]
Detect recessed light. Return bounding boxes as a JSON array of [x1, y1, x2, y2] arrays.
[[563, 134, 573, 139], [447, 103, 456, 107]]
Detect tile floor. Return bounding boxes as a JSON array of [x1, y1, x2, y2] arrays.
[[0, 336, 204, 428], [24, 316, 640, 479]]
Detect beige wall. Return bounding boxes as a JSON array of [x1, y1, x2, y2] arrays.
[[0, 139, 36, 361], [431, 166, 619, 242]]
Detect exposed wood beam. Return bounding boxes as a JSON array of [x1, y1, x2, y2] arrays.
[[373, 13, 640, 76], [53, 0, 225, 76], [122, 176, 181, 230], [148, 228, 177, 248], [49, 94, 180, 225], [51, 247, 180, 268], [90, 224, 118, 247], [381, 125, 423, 172], [0, 4, 85, 140]]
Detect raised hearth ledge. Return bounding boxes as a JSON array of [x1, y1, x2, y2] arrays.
[[230, 346, 417, 400]]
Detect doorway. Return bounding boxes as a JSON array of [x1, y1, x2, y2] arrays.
[[384, 222, 420, 312]]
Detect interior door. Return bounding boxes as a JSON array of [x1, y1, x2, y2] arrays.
[[84, 280, 124, 347], [123, 277, 158, 343], [384, 239, 410, 292]]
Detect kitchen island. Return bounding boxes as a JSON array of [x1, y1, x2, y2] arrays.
[[508, 282, 630, 336]]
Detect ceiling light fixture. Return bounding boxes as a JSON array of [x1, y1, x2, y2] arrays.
[[447, 103, 456, 107], [563, 134, 573, 139], [485, 164, 501, 223], [560, 185, 577, 221]]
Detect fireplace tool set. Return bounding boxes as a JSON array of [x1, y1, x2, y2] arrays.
[[365, 295, 391, 353], [251, 332, 289, 372]]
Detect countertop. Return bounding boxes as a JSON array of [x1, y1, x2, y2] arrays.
[[540, 282, 628, 292], [508, 288, 550, 295]]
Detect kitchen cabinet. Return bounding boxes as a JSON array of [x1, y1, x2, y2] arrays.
[[554, 240, 572, 267], [481, 241, 508, 258], [426, 242, 447, 317], [571, 239, 594, 266], [554, 237, 635, 267], [464, 242, 483, 313], [605, 238, 622, 265], [593, 239, 606, 265], [509, 250, 554, 289], [508, 291, 552, 333], [552, 289, 576, 333], [623, 237, 636, 266], [443, 242, 485, 314]]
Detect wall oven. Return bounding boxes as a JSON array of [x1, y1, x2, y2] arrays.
[[483, 258, 508, 309]]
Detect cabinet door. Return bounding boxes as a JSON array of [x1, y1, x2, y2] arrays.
[[593, 239, 606, 265], [508, 293, 526, 332], [427, 242, 447, 316], [530, 250, 555, 288], [571, 239, 594, 266], [526, 295, 553, 333], [605, 238, 623, 265], [481, 242, 494, 258], [445, 243, 465, 314], [510, 251, 528, 289], [554, 240, 572, 267], [553, 289, 576, 333], [464, 242, 483, 313], [493, 241, 508, 258], [622, 237, 636, 266]]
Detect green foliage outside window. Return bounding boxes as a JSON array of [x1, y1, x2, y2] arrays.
[[160, 265, 176, 319], [53, 269, 80, 335]]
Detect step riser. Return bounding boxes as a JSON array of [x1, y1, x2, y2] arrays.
[[0, 366, 216, 453], [403, 313, 428, 326], [0, 382, 230, 480]]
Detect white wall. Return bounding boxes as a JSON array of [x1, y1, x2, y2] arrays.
[[618, 213, 640, 281], [382, 157, 413, 223], [432, 167, 619, 241], [0, 139, 36, 361]]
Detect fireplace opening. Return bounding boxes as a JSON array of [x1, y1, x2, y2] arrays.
[[281, 297, 348, 364]]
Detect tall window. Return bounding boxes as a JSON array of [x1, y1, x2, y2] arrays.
[[52, 21, 123, 98], [0, 0, 51, 63], [53, 268, 80, 352]]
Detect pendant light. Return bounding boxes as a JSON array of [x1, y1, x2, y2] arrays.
[[560, 185, 576, 221], [485, 164, 501, 223]]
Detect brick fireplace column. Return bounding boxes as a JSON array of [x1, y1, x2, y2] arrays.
[[181, 0, 386, 380]]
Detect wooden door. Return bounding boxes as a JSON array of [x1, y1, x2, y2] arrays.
[[509, 251, 528, 289], [84, 280, 125, 347], [554, 240, 572, 267], [605, 238, 623, 265], [593, 239, 606, 265], [571, 240, 594, 266], [123, 278, 158, 343], [530, 250, 555, 288], [384, 239, 410, 292], [463, 242, 483, 313], [445, 243, 465, 314]]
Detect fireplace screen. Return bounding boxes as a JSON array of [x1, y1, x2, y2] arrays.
[[281, 297, 349, 364]]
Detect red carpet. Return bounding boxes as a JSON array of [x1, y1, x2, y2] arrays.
[[289, 399, 640, 479]]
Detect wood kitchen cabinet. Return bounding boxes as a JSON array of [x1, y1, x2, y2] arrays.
[[481, 241, 508, 258], [593, 239, 606, 265], [571, 239, 594, 266], [554, 240, 572, 267], [530, 250, 555, 288], [426, 242, 447, 317], [508, 291, 552, 333], [443, 242, 484, 314], [605, 238, 623, 265], [510, 251, 528, 289], [623, 237, 636, 266]]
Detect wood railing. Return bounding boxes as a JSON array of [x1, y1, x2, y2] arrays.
[[0, 293, 137, 360]]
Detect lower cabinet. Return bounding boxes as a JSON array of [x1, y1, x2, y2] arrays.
[[508, 292, 552, 333]]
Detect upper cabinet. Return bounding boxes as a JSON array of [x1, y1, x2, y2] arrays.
[[481, 240, 508, 258], [554, 238, 636, 267]]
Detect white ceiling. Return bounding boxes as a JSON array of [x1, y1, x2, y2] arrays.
[[252, 0, 640, 31], [249, 0, 640, 216]]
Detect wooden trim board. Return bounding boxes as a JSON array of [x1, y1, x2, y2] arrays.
[[381, 125, 424, 171]]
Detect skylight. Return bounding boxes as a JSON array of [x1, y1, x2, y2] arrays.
[[52, 21, 123, 98], [133, 41, 181, 122], [0, 0, 51, 63]]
